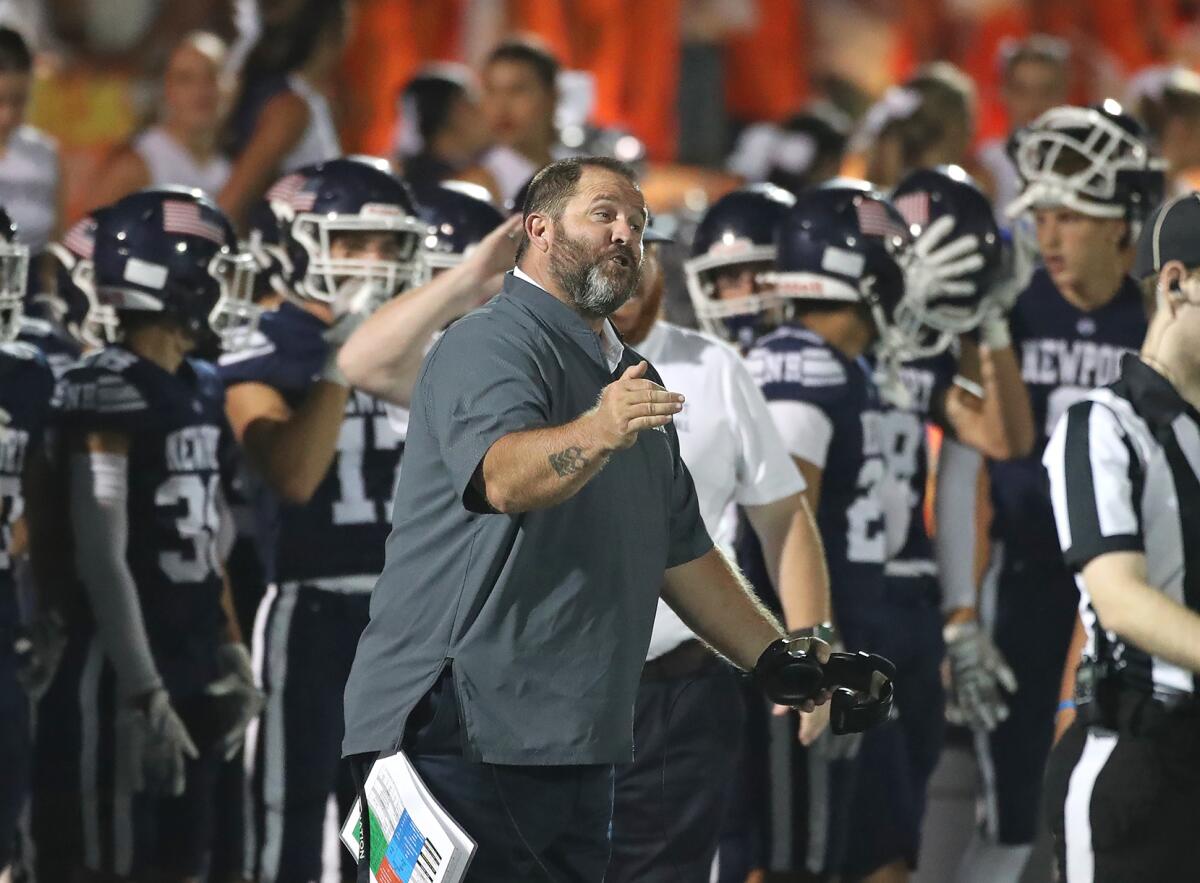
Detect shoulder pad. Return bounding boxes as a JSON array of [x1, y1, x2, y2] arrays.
[[746, 333, 849, 391], [0, 340, 44, 363], [55, 353, 149, 418]]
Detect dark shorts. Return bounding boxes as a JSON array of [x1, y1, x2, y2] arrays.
[[844, 575, 945, 877], [1044, 704, 1200, 882], [245, 583, 370, 882], [980, 547, 1079, 844], [352, 666, 614, 883], [0, 650, 29, 870], [608, 646, 745, 883]]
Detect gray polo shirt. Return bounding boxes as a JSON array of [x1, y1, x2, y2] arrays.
[[342, 271, 713, 764]]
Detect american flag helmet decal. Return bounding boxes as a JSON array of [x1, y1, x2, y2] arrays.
[[855, 197, 908, 241], [162, 200, 226, 246]]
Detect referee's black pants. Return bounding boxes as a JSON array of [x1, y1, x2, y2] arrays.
[[608, 641, 746, 883], [1043, 695, 1200, 882]]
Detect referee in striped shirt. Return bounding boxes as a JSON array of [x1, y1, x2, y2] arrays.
[[1041, 193, 1200, 882]]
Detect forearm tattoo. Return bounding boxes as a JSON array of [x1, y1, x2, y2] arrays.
[[548, 446, 588, 477]]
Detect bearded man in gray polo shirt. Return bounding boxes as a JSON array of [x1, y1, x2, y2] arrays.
[[343, 156, 822, 883]]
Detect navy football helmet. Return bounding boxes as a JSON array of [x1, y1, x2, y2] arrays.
[[684, 184, 797, 343], [0, 206, 28, 343], [765, 179, 911, 361], [1007, 101, 1165, 237], [411, 181, 505, 272], [267, 157, 428, 309], [89, 187, 259, 350], [44, 212, 104, 346], [891, 165, 1004, 356]]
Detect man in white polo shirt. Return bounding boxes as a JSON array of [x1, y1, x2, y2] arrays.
[[605, 228, 833, 883]]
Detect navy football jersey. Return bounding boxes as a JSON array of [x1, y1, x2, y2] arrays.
[[881, 351, 957, 572], [54, 347, 233, 696], [0, 341, 55, 636], [989, 269, 1147, 562], [17, 316, 82, 379], [745, 326, 887, 634], [217, 302, 404, 585]]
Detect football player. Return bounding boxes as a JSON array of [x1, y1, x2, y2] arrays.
[[336, 180, 518, 406], [219, 157, 427, 883], [0, 207, 49, 883], [959, 102, 1163, 882], [45, 187, 261, 882], [603, 220, 833, 882], [733, 181, 911, 878], [842, 166, 1033, 883], [683, 182, 797, 353]]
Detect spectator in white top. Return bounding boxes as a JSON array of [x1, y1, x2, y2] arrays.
[[218, 0, 347, 228], [0, 26, 61, 256], [91, 32, 233, 206]]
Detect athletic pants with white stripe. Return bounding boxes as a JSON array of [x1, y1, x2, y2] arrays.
[[32, 636, 224, 880], [244, 583, 370, 883], [1044, 708, 1200, 881]]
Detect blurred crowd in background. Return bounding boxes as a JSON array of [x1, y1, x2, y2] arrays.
[[4, 0, 1200, 241]]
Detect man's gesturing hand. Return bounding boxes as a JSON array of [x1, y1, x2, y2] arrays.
[[588, 360, 684, 452]]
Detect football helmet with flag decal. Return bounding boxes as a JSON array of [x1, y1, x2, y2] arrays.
[[410, 181, 506, 272], [765, 179, 912, 362], [684, 183, 796, 345], [89, 187, 259, 350], [267, 157, 428, 313], [1006, 100, 1164, 238], [890, 165, 1004, 357], [0, 206, 29, 343]]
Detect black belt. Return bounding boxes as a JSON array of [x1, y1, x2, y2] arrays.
[[1076, 663, 1200, 736], [642, 640, 720, 681]]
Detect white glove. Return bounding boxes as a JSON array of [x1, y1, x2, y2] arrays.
[[206, 643, 265, 760], [943, 620, 1018, 732], [978, 218, 1038, 349], [116, 688, 199, 797], [15, 612, 67, 702], [900, 215, 986, 303]]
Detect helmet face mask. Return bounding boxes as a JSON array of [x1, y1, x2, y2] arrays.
[[271, 159, 432, 316], [1007, 104, 1164, 234], [207, 249, 261, 351], [684, 245, 780, 341], [290, 208, 429, 308], [684, 184, 796, 343], [0, 237, 29, 344]]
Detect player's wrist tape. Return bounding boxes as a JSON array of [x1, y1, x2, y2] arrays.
[[1057, 699, 1076, 713]]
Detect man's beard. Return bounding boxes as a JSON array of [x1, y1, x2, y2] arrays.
[[548, 223, 642, 318]]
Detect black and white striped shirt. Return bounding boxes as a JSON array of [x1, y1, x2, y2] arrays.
[[1043, 354, 1200, 695]]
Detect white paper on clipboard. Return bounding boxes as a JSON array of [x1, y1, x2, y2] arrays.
[[341, 751, 476, 883]]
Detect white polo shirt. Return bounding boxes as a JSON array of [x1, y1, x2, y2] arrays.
[[638, 321, 806, 660]]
